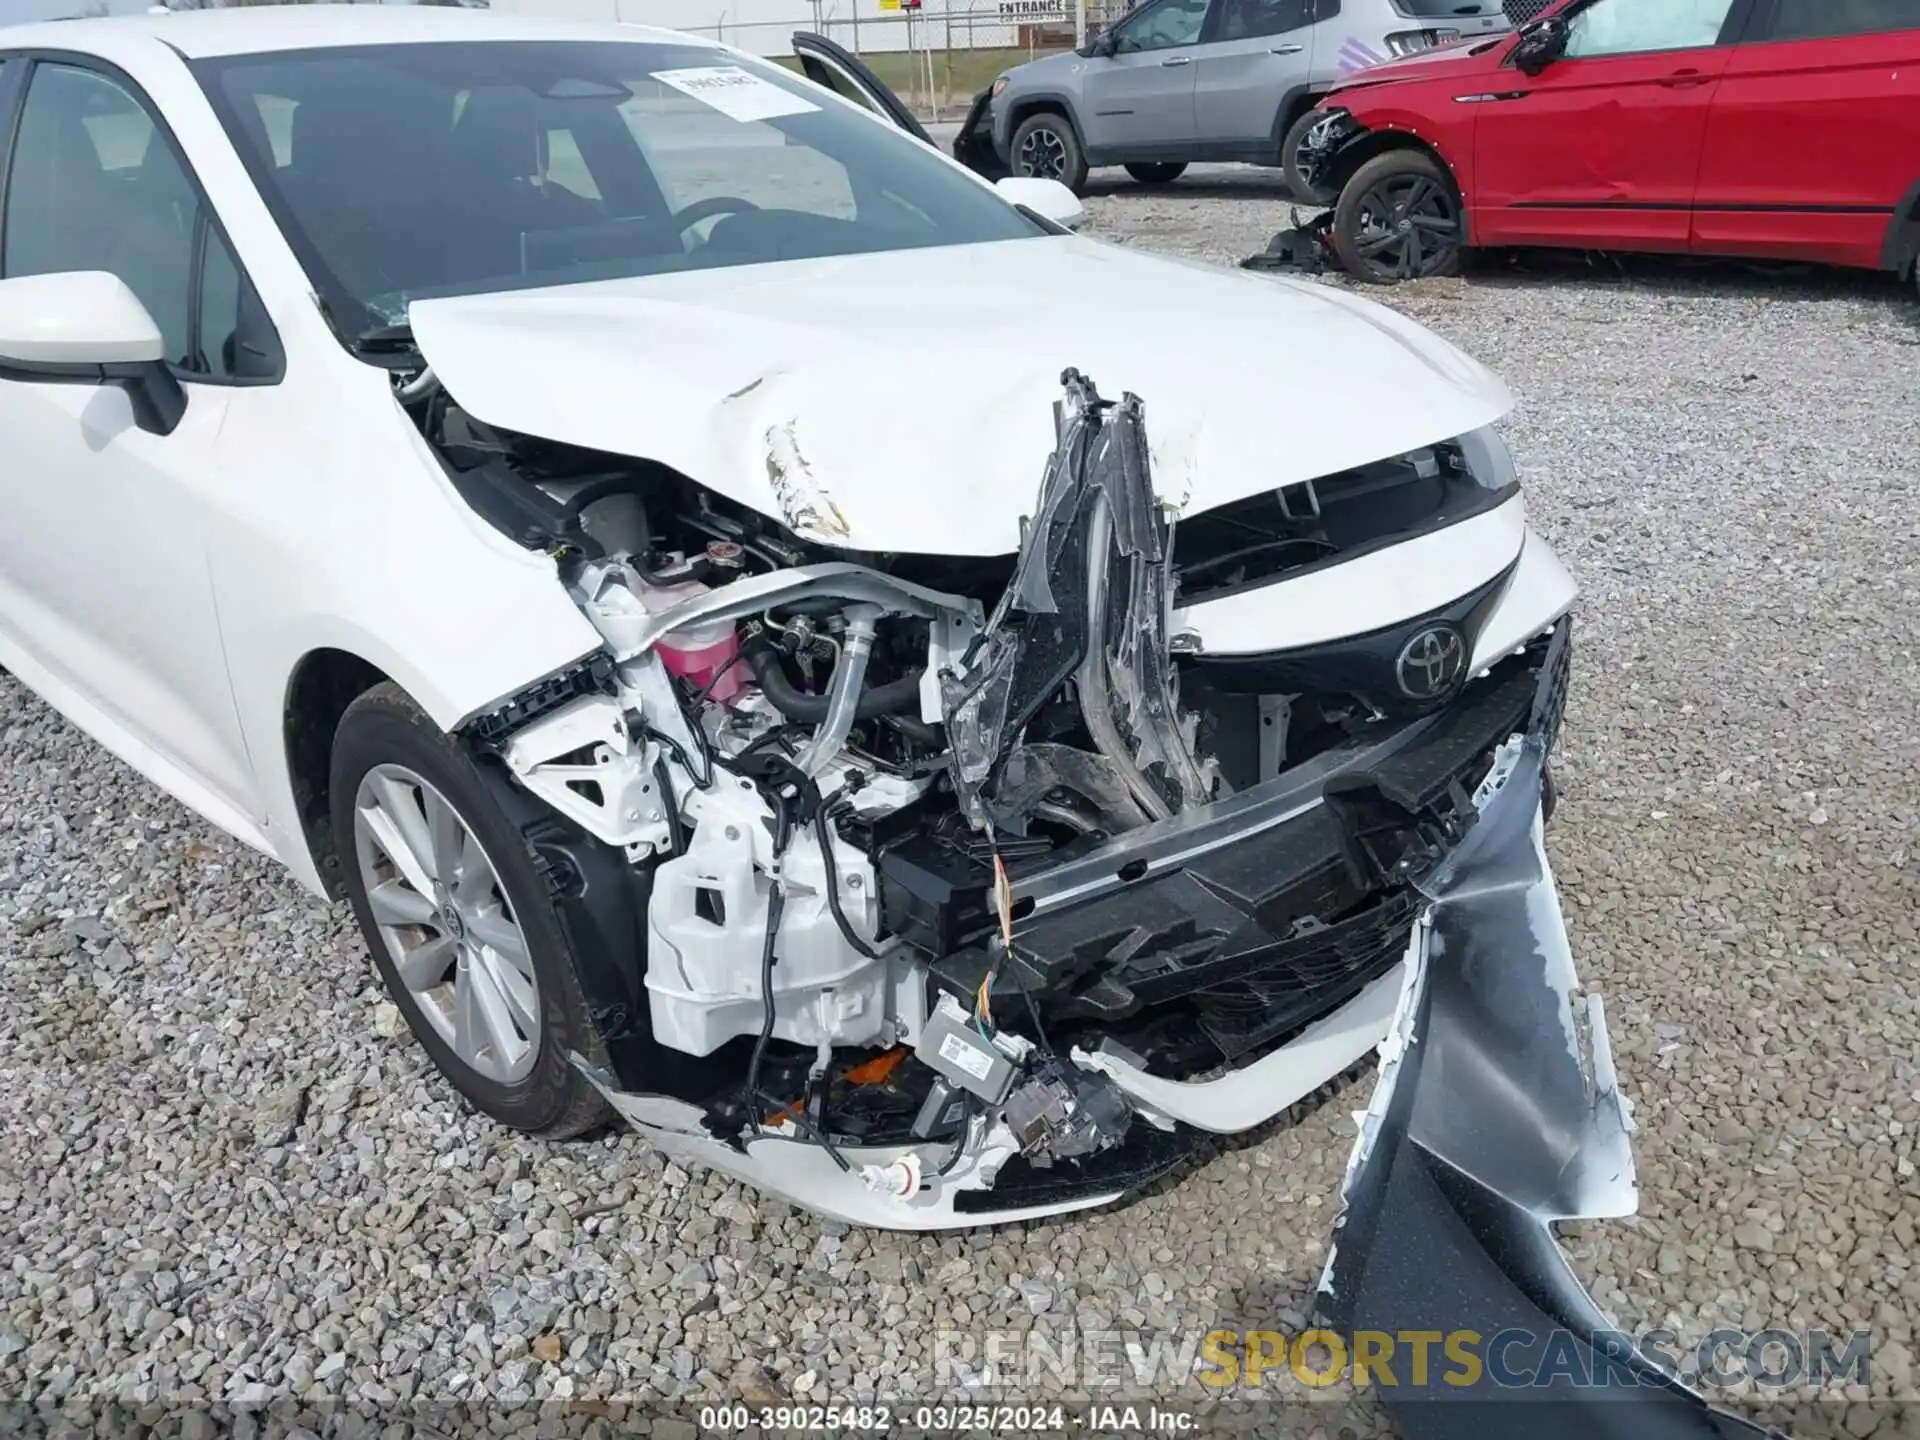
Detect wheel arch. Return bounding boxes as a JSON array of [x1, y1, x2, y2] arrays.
[[284, 647, 393, 900], [1326, 130, 1471, 245], [1270, 84, 1319, 146], [1005, 93, 1087, 151]]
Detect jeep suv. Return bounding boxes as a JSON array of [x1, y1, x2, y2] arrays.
[[986, 0, 1510, 192]]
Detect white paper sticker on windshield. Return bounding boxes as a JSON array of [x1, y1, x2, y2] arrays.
[[653, 66, 821, 123]]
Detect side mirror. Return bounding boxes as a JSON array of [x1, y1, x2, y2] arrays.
[[996, 175, 1089, 231], [0, 271, 185, 435], [1087, 30, 1118, 57], [1511, 16, 1568, 76]]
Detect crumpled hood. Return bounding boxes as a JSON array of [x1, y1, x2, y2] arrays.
[[411, 235, 1512, 556], [1332, 37, 1509, 94]]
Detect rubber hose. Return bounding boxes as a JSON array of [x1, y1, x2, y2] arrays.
[[744, 640, 924, 722]]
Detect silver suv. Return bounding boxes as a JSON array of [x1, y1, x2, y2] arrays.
[[988, 0, 1510, 193]]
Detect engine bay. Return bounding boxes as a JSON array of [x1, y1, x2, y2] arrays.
[[404, 363, 1560, 1213]]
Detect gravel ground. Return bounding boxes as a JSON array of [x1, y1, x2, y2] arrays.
[[3, 164, 1918, 1436]]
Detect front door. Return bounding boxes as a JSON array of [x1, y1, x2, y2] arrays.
[[1083, 0, 1211, 152], [0, 58, 276, 828], [790, 31, 935, 148], [1192, 0, 1316, 148], [1692, 0, 1920, 266], [1471, 0, 1743, 252]]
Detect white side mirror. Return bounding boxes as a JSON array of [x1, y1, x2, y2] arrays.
[[0, 271, 165, 367], [995, 176, 1089, 232], [0, 271, 184, 435]]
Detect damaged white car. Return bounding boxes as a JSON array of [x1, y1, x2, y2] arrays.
[[0, 8, 1580, 1230]]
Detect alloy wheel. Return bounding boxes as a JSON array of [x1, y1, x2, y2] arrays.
[[1351, 174, 1460, 280], [352, 763, 540, 1084], [1018, 126, 1068, 180]]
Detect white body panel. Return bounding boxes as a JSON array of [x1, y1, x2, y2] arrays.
[[1177, 494, 1528, 655], [411, 241, 1511, 556]]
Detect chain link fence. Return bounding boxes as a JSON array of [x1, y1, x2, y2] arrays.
[[1502, 0, 1557, 23]]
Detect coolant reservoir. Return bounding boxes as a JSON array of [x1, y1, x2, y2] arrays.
[[630, 569, 745, 703]]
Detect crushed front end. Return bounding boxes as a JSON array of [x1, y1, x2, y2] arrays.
[[422, 365, 1577, 1227]]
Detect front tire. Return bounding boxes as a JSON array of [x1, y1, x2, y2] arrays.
[[1329, 149, 1464, 284], [1011, 112, 1089, 193], [331, 682, 610, 1138], [1124, 162, 1187, 186]]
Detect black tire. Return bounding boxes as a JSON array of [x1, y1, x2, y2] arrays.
[[1330, 148, 1464, 284], [1124, 162, 1187, 186], [1010, 111, 1089, 194], [330, 682, 611, 1138], [1281, 108, 1335, 205]]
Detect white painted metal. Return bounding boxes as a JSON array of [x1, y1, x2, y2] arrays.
[[0, 272, 164, 366], [409, 244, 1511, 557]]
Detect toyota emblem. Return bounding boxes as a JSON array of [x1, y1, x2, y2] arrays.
[[1395, 624, 1467, 702]]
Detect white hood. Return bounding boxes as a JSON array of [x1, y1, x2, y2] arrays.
[[410, 236, 1512, 557]]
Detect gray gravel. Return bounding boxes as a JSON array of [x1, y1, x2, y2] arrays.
[[3, 165, 1917, 1434]]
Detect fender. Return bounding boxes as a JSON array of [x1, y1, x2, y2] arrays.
[[1305, 112, 1475, 246], [1267, 82, 1317, 146]]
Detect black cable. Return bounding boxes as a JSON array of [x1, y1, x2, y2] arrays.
[[633, 718, 712, 790], [813, 801, 884, 962], [651, 752, 685, 856], [743, 795, 795, 1118], [932, 1093, 978, 1177], [1006, 955, 1055, 1056], [688, 649, 749, 708]]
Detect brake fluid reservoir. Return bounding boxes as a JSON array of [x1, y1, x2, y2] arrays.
[[630, 571, 744, 704]]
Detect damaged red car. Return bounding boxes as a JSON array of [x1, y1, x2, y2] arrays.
[[1289, 0, 1920, 286]]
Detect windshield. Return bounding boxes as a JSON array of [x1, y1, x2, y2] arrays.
[[193, 40, 1042, 337]]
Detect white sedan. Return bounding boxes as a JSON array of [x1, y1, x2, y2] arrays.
[[0, 5, 1577, 1226]]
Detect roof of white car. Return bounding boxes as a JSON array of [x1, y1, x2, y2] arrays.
[[0, 5, 696, 60]]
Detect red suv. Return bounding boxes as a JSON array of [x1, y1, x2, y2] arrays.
[[1294, 0, 1920, 288]]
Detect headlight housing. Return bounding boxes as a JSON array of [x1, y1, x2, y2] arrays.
[[991, 74, 1011, 100], [1452, 426, 1517, 492]]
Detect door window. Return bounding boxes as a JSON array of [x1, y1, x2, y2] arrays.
[[2, 63, 275, 380], [1560, 0, 1737, 57], [1113, 0, 1212, 52], [1214, 0, 1313, 41], [1770, 0, 1920, 40]]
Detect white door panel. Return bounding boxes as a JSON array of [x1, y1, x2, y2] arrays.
[[0, 376, 261, 817]]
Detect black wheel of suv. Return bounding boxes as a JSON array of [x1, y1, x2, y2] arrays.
[[331, 682, 611, 1138], [1011, 112, 1089, 193], [1124, 162, 1187, 186], [1281, 109, 1335, 205], [1330, 149, 1464, 283]]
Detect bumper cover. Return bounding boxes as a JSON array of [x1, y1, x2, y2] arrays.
[[1321, 736, 1778, 1439]]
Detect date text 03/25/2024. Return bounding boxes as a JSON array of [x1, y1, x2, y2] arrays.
[[697, 1404, 1197, 1433]]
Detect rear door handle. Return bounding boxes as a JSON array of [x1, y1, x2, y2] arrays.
[[1268, 43, 1305, 54], [1161, 55, 1193, 66], [1657, 68, 1712, 87]]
